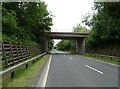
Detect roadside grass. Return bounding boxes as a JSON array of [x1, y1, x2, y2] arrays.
[[2, 54, 50, 87], [81, 54, 119, 65]]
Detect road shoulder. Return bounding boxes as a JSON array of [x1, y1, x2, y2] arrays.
[[36, 55, 52, 87]]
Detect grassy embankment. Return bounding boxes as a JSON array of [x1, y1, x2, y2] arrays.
[[2, 54, 50, 87], [81, 54, 119, 65]]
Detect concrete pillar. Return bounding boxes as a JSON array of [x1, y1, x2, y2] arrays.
[[41, 37, 48, 53], [76, 38, 86, 54], [46, 39, 48, 52]]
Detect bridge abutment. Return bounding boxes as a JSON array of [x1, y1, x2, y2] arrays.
[[40, 32, 88, 53], [76, 38, 86, 54], [41, 37, 48, 53]]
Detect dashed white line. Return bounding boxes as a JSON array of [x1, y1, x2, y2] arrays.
[[85, 65, 103, 74], [69, 57, 72, 59]]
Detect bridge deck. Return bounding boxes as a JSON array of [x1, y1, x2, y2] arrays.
[[45, 32, 89, 39]]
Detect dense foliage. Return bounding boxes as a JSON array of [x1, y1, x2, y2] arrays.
[[85, 2, 120, 46], [56, 2, 120, 52], [48, 40, 54, 51], [56, 40, 76, 52], [2, 2, 54, 49], [73, 24, 90, 33]]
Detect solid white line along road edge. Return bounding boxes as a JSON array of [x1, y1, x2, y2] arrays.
[[85, 65, 103, 74], [36, 55, 52, 87]]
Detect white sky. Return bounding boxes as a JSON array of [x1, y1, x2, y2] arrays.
[[43, 0, 94, 45]]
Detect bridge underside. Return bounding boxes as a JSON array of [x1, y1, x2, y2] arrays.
[[41, 32, 88, 54]]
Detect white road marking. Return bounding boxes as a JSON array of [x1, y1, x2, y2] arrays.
[[85, 65, 103, 74], [69, 57, 72, 59], [36, 55, 52, 87], [86, 57, 118, 67], [44, 55, 52, 87]]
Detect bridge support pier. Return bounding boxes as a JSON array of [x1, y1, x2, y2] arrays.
[[76, 38, 86, 54], [46, 39, 48, 52], [41, 37, 48, 53]]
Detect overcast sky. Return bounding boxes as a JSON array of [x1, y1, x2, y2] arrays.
[[43, 0, 94, 32], [43, 0, 94, 45]]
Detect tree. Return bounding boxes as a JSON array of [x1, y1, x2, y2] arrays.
[[56, 40, 76, 52], [73, 24, 90, 33], [48, 40, 54, 50], [85, 2, 120, 46], [2, 1, 53, 47]]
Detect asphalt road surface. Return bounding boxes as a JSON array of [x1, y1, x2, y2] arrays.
[[40, 50, 119, 88]]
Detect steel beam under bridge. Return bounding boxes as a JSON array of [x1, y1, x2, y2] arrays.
[[41, 32, 89, 53]]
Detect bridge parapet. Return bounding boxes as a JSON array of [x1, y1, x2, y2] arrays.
[[45, 32, 89, 39]]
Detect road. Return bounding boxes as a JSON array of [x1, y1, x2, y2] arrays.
[[37, 50, 119, 88], [50, 49, 69, 54]]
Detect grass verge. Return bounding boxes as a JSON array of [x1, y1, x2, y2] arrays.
[[81, 54, 119, 65], [2, 54, 50, 87]]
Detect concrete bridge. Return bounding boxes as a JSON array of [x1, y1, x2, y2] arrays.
[[41, 32, 89, 53]]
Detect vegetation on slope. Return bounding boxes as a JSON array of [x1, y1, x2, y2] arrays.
[[84, 2, 120, 46], [2, 2, 54, 49]]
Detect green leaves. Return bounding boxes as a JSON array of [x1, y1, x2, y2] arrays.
[[86, 2, 120, 46], [48, 40, 54, 50], [73, 25, 90, 33], [2, 8, 18, 36], [2, 2, 53, 46], [56, 40, 76, 52]]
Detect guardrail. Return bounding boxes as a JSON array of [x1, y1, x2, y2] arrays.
[[0, 52, 46, 78], [0, 41, 47, 78], [84, 53, 120, 60], [1, 41, 41, 69]]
